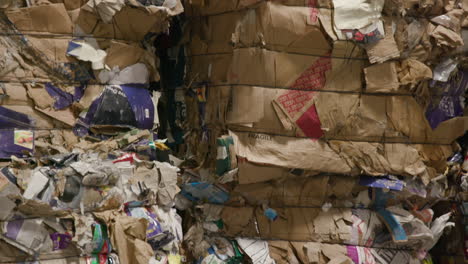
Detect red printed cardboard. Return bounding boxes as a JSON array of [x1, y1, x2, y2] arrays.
[[273, 56, 332, 138]]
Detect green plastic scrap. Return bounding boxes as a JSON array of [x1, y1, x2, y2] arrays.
[[225, 240, 244, 264], [214, 220, 224, 229], [216, 136, 235, 176]]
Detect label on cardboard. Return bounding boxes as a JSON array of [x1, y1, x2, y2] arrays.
[[14, 130, 33, 149], [275, 56, 332, 139]]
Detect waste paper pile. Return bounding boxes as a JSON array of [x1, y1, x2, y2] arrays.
[[0, 0, 467, 263], [182, 0, 468, 263], [0, 0, 186, 263]]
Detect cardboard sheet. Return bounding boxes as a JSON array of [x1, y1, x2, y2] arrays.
[[229, 130, 354, 174], [74, 6, 171, 41], [329, 141, 428, 178], [226, 86, 265, 125], [35, 107, 76, 127], [105, 41, 146, 70], [320, 94, 389, 142], [227, 87, 297, 135], [189, 53, 232, 84], [364, 62, 400, 93], [272, 56, 332, 138], [221, 206, 352, 242], [5, 4, 73, 34], [233, 175, 330, 206], [237, 160, 290, 184], [233, 2, 330, 54], [228, 47, 331, 87]]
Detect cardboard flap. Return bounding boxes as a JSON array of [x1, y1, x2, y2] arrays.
[[6, 3, 73, 34], [105, 41, 145, 70], [364, 62, 400, 93], [226, 86, 265, 124], [259, 3, 330, 54], [74, 6, 168, 41], [229, 130, 353, 174], [329, 141, 427, 178], [237, 160, 290, 184], [221, 206, 352, 242], [233, 175, 329, 206]]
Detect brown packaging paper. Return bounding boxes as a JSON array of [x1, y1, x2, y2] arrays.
[[94, 210, 154, 264], [229, 130, 354, 174], [5, 4, 73, 34], [364, 62, 400, 93]]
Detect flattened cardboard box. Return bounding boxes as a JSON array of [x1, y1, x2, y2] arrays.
[[230, 130, 454, 179], [5, 4, 73, 34], [225, 43, 362, 88], [313, 93, 467, 145], [233, 177, 327, 206], [221, 207, 352, 242], [6, 3, 172, 42], [187, 0, 332, 16], [105, 41, 159, 82], [190, 41, 362, 86], [190, 2, 330, 54], [228, 47, 328, 87], [74, 7, 167, 41], [232, 175, 358, 206], [221, 59, 465, 146], [364, 62, 400, 93], [328, 141, 428, 178], [237, 159, 290, 184], [387, 96, 468, 144], [189, 53, 232, 84], [229, 130, 354, 174], [270, 41, 364, 138], [208, 42, 365, 137], [226, 87, 298, 136], [105, 41, 146, 70]]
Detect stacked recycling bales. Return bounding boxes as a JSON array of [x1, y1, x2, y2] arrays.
[[0, 1, 187, 263], [182, 0, 468, 263]]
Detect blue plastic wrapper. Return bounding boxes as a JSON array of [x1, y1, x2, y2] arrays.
[[426, 70, 467, 129], [264, 208, 278, 221], [181, 182, 230, 204], [359, 175, 404, 191]]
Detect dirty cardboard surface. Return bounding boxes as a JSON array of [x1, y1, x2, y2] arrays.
[[0, 0, 467, 263], [183, 0, 468, 262]]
